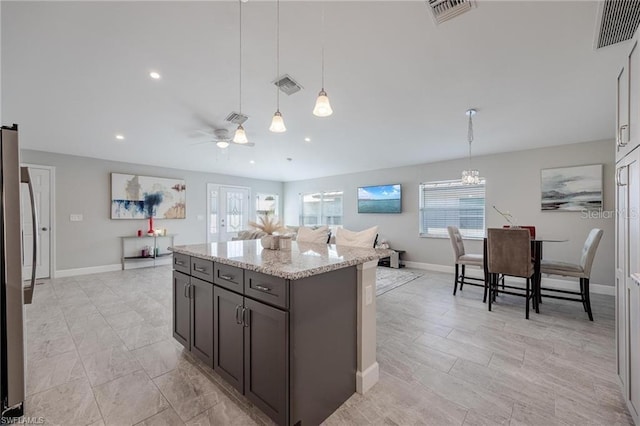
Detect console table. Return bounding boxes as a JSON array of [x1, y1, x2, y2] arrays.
[[120, 234, 176, 270]]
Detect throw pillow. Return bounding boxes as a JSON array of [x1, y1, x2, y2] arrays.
[[335, 226, 378, 248], [296, 226, 329, 244]]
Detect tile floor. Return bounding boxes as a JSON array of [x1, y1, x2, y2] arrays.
[[23, 266, 632, 425]]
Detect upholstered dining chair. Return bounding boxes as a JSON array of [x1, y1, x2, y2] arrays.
[[447, 226, 487, 302], [487, 228, 537, 319], [540, 228, 603, 321]]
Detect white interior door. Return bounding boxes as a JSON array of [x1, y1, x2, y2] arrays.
[[207, 184, 250, 242], [21, 167, 51, 279]]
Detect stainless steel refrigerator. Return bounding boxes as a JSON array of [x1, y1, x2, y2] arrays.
[[0, 124, 37, 420]]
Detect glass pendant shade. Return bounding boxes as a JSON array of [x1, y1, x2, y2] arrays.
[[216, 140, 230, 149], [461, 169, 480, 185], [269, 111, 286, 133], [313, 90, 333, 117], [233, 124, 248, 144]]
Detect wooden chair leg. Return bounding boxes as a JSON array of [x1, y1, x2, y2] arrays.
[[525, 278, 530, 319], [483, 269, 488, 303], [453, 264, 459, 295], [488, 273, 493, 312], [584, 278, 594, 321], [580, 278, 588, 312], [460, 265, 466, 290]]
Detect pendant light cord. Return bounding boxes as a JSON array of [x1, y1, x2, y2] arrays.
[[239, 0, 242, 114], [276, 0, 280, 111], [467, 112, 474, 168], [321, 5, 325, 90]]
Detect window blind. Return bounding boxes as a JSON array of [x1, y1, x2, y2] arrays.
[[419, 179, 486, 239]]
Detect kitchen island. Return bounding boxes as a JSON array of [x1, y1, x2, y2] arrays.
[[170, 240, 390, 426]]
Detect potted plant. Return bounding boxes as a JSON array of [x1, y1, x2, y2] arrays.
[[248, 216, 286, 249]]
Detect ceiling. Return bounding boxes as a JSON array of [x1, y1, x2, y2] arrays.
[[1, 1, 629, 182]]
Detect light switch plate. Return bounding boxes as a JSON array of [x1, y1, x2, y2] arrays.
[[365, 285, 373, 305], [70, 214, 83, 222]]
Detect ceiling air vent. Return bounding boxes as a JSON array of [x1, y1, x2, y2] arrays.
[[426, 0, 473, 25], [273, 74, 303, 96], [225, 111, 248, 125], [595, 0, 640, 49]]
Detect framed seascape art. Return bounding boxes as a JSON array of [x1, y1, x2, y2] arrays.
[[541, 164, 602, 212], [111, 173, 186, 219]]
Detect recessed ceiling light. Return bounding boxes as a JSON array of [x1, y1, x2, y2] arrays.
[[304, 137, 311, 142], [249, 160, 256, 164], [115, 134, 125, 140], [149, 71, 161, 80]]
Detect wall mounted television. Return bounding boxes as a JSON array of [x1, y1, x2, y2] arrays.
[[357, 184, 402, 214]]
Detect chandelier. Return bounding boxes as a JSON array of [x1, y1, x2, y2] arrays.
[[461, 108, 480, 185]]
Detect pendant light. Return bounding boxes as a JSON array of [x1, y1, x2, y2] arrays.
[[461, 109, 480, 185], [233, 0, 249, 144], [269, 0, 286, 133], [313, 5, 333, 117]]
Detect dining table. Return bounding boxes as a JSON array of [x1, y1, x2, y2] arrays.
[[482, 235, 568, 313]]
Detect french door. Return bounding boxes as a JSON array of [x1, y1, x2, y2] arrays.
[[207, 184, 251, 242]]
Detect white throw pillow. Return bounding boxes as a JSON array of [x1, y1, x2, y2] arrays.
[[296, 226, 329, 244], [335, 226, 378, 248]]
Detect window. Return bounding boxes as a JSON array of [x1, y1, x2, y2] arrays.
[[299, 191, 343, 230], [419, 179, 485, 239], [256, 193, 279, 218]]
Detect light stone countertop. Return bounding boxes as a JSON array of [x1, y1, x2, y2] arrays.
[[170, 240, 394, 280]]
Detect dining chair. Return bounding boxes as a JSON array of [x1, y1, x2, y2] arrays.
[[540, 228, 603, 321], [502, 225, 536, 239], [487, 228, 537, 319], [447, 226, 487, 302]]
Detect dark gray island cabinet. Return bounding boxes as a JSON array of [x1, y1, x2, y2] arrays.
[[170, 241, 387, 426]]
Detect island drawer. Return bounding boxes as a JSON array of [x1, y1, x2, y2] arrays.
[[214, 263, 244, 292], [192, 258, 214, 283], [173, 253, 190, 275], [244, 270, 288, 309]]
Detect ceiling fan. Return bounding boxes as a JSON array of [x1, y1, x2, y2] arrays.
[[193, 128, 255, 149]]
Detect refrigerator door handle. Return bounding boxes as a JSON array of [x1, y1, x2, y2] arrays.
[[21, 167, 37, 305]]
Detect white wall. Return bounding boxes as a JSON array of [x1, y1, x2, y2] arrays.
[[22, 150, 283, 274], [284, 140, 614, 286]]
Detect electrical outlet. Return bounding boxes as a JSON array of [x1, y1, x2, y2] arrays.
[[70, 214, 83, 222], [365, 285, 373, 305]]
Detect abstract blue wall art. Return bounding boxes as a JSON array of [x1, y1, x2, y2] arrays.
[[541, 164, 602, 212], [111, 173, 186, 219]]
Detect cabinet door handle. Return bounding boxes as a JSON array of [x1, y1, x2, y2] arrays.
[[254, 284, 272, 293], [619, 124, 629, 148], [617, 167, 628, 187], [194, 265, 207, 273], [220, 274, 234, 282], [184, 283, 189, 298], [242, 307, 249, 328], [235, 305, 242, 325], [188, 284, 193, 299], [175, 260, 185, 266]]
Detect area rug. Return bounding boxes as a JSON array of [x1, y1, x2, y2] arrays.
[[376, 267, 424, 296]]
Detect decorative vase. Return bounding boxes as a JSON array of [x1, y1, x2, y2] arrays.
[[261, 235, 280, 250], [148, 216, 154, 234]]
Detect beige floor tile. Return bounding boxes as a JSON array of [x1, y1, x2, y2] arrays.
[[136, 407, 185, 426], [131, 339, 189, 378], [94, 370, 169, 426], [25, 378, 102, 425], [26, 350, 86, 395], [153, 363, 225, 421], [80, 345, 142, 386]]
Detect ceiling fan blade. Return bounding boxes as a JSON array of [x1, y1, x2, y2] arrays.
[[190, 140, 213, 146], [232, 141, 256, 147]]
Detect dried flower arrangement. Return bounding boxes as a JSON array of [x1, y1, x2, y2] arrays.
[[248, 215, 286, 235]]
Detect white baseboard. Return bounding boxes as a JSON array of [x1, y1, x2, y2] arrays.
[[403, 261, 614, 296], [356, 361, 379, 394], [56, 258, 171, 278]]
